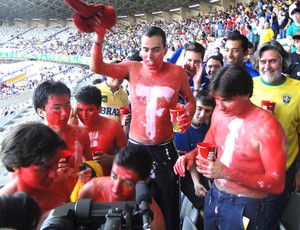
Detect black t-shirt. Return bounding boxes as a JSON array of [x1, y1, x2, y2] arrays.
[[288, 52, 300, 80]]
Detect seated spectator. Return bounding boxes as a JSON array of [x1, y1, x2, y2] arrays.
[[174, 90, 215, 229], [79, 145, 165, 230], [0, 122, 71, 213]]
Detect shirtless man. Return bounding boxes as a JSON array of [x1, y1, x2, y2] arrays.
[[174, 64, 287, 229], [74, 85, 127, 176], [33, 81, 93, 190], [79, 145, 165, 230], [0, 122, 70, 214], [89, 23, 196, 229]]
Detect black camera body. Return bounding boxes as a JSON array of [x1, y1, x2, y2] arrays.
[[41, 181, 154, 230], [41, 199, 143, 230]]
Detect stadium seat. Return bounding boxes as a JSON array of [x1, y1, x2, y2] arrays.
[[182, 216, 198, 230]]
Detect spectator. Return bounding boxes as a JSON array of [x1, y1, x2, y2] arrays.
[[0, 192, 41, 230], [259, 21, 274, 46], [180, 42, 206, 101], [288, 32, 300, 79], [33, 81, 93, 190], [200, 54, 224, 91], [90, 24, 196, 230], [174, 90, 215, 229], [251, 40, 300, 229], [286, 8, 300, 52], [94, 60, 130, 126], [0, 122, 70, 213], [74, 85, 127, 176], [224, 32, 259, 77], [79, 145, 165, 230], [174, 64, 287, 230]]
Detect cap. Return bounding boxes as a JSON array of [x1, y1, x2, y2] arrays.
[[293, 31, 300, 40], [291, 8, 300, 15]]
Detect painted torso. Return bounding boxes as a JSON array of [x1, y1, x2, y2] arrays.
[[81, 116, 127, 176], [205, 105, 286, 197], [57, 124, 92, 188], [128, 62, 188, 144]]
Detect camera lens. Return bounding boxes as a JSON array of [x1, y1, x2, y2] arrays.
[[40, 216, 75, 230]]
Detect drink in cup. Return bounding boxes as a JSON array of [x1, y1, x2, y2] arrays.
[[169, 106, 185, 132], [261, 100, 276, 114], [120, 106, 130, 126], [197, 142, 217, 161], [60, 149, 72, 163], [90, 146, 101, 157]]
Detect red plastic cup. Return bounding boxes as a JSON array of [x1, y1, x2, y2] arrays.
[[261, 100, 276, 114], [90, 146, 101, 157], [120, 106, 130, 126], [197, 142, 217, 161], [60, 149, 72, 163], [170, 106, 185, 132]]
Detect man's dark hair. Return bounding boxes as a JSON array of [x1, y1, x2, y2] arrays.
[[128, 52, 142, 62], [253, 40, 290, 70], [114, 145, 153, 180], [75, 85, 102, 108], [142, 26, 166, 48], [184, 42, 206, 60], [1, 122, 66, 172], [227, 31, 249, 52], [209, 64, 253, 98], [206, 54, 224, 66], [33, 80, 71, 114], [195, 90, 216, 107], [0, 192, 41, 230], [93, 79, 102, 85]]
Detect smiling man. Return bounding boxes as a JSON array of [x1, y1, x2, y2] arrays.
[[174, 64, 287, 229], [88, 22, 196, 230], [224, 32, 259, 77], [251, 40, 300, 230]]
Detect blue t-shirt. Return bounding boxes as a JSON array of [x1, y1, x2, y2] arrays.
[[174, 124, 209, 152]]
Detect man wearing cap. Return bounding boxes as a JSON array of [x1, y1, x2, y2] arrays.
[[286, 7, 300, 52]]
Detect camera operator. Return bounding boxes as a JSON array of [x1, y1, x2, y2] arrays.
[[79, 145, 166, 230]]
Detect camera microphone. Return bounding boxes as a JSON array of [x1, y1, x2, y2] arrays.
[[136, 181, 153, 230]]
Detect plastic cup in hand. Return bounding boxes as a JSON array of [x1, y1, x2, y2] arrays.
[[120, 106, 130, 126], [197, 142, 217, 161], [60, 149, 72, 163], [261, 100, 276, 114], [90, 146, 101, 157], [170, 106, 185, 132]]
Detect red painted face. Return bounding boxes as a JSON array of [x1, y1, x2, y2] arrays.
[[214, 94, 249, 117], [18, 151, 60, 189], [43, 94, 71, 127], [140, 35, 166, 72], [109, 164, 140, 202], [76, 103, 99, 127]]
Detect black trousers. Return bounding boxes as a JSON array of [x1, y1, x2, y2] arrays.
[[129, 140, 180, 230]]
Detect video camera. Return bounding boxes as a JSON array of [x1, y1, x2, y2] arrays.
[[40, 181, 154, 230]]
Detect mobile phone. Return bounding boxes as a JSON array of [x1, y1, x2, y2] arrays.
[[79, 165, 86, 171]]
